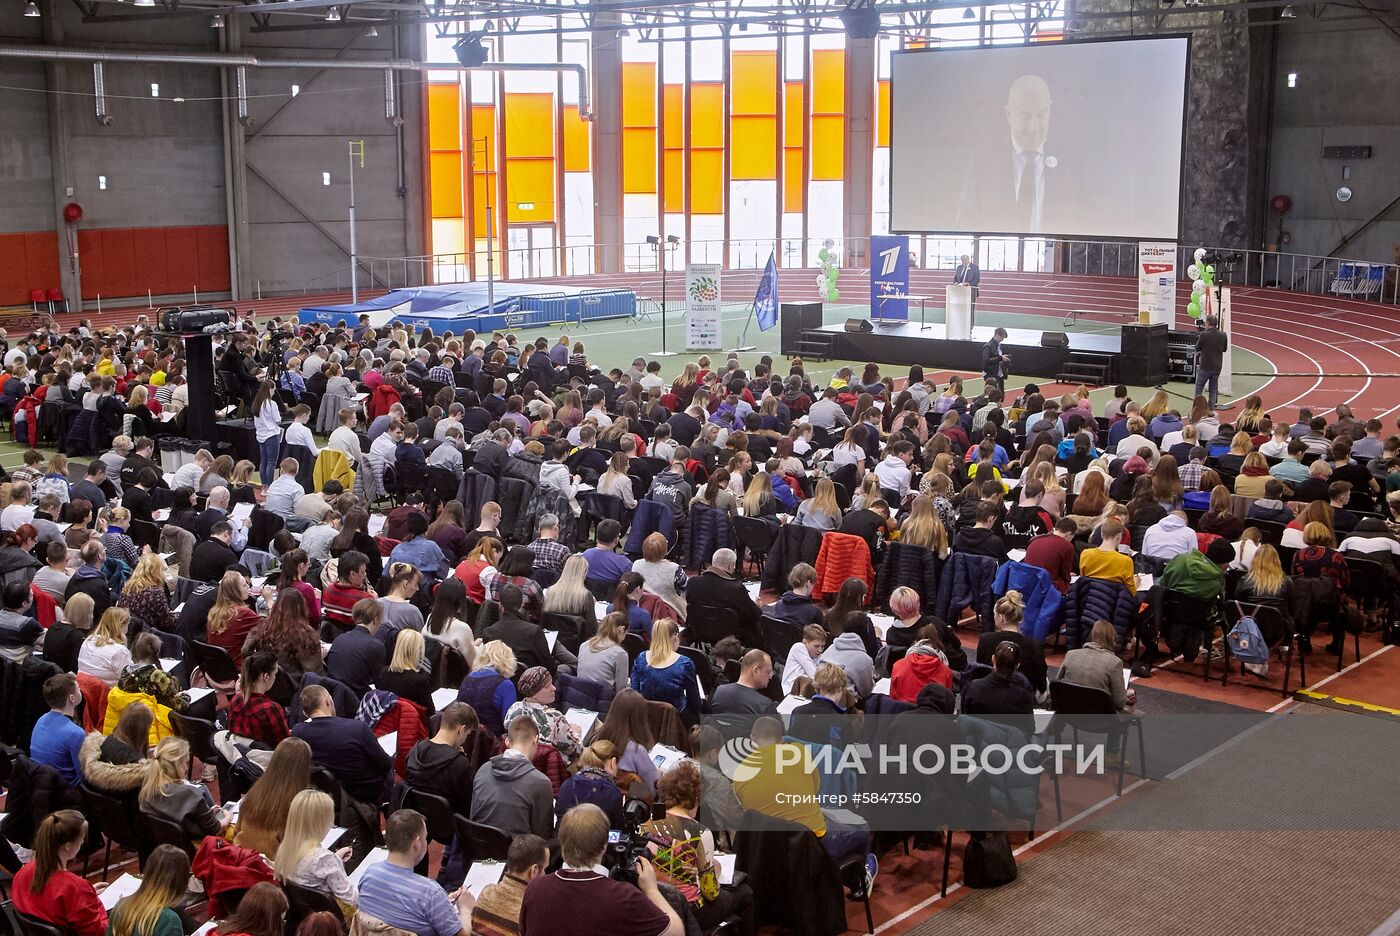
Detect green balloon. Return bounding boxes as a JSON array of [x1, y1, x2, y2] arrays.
[[1187, 299, 1202, 318], [818, 247, 830, 262], [1204, 265, 1215, 276], [826, 267, 839, 281], [830, 288, 840, 300]]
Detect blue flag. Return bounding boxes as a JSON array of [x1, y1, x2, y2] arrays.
[[754, 252, 779, 331]]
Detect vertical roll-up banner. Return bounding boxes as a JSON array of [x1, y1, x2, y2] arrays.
[[1138, 242, 1177, 326], [685, 263, 723, 350], [870, 235, 911, 321]]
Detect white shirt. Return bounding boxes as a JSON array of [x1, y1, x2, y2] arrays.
[[1259, 438, 1290, 458], [4, 348, 26, 369], [79, 638, 133, 687], [172, 461, 204, 490], [1116, 434, 1158, 459], [0, 504, 35, 531], [302, 354, 325, 379], [285, 421, 319, 456], [639, 374, 664, 391], [588, 407, 614, 429], [254, 399, 282, 444], [831, 443, 864, 468], [1341, 535, 1400, 556], [782, 643, 818, 694], [873, 454, 912, 502], [1160, 430, 1186, 452], [328, 426, 361, 466]]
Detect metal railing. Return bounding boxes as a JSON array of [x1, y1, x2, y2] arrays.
[[301, 237, 1400, 306]]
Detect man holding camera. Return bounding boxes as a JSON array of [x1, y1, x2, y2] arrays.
[[520, 803, 683, 936]]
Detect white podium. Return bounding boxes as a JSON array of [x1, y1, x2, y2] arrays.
[[945, 285, 973, 340]]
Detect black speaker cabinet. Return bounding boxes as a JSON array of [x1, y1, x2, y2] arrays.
[[1121, 323, 1170, 385], [780, 301, 823, 355], [844, 318, 874, 333], [1040, 331, 1069, 348]]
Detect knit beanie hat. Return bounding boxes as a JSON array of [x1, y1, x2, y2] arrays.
[[517, 666, 551, 699]]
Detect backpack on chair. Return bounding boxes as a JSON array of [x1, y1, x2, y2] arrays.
[[1227, 603, 1270, 676]]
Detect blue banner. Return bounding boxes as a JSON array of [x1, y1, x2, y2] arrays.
[[870, 234, 910, 321], [754, 252, 779, 331]]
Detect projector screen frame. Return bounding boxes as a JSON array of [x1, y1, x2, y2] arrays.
[[887, 33, 1193, 243]]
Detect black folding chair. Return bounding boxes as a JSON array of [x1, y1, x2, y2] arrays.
[[190, 639, 239, 687], [169, 710, 222, 780], [80, 784, 151, 874], [1047, 680, 1147, 812], [402, 787, 459, 846], [451, 815, 511, 874]]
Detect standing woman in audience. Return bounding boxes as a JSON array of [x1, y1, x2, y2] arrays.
[[689, 468, 737, 518], [107, 844, 189, 936], [425, 576, 479, 665], [426, 500, 468, 565], [214, 883, 287, 936], [13, 810, 107, 936], [377, 629, 435, 713], [140, 737, 230, 840], [457, 639, 518, 736], [629, 619, 701, 721], [330, 507, 383, 584], [542, 554, 600, 637], [244, 588, 322, 682], [79, 607, 134, 687], [898, 495, 950, 559], [233, 736, 312, 856], [207, 571, 265, 667], [577, 611, 631, 693], [454, 536, 503, 605], [252, 380, 283, 489], [227, 652, 289, 749], [118, 553, 176, 633], [595, 688, 659, 796], [275, 790, 357, 911], [1199, 485, 1244, 540], [607, 571, 654, 638], [794, 477, 842, 531]]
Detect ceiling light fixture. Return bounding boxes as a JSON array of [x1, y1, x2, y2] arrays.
[[210, 14, 223, 27], [1279, 4, 1297, 15], [23, 2, 40, 15], [133, 0, 155, 7], [365, 25, 378, 36], [325, 7, 341, 21], [963, 6, 976, 18]]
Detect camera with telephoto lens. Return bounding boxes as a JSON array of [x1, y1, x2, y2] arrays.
[[604, 799, 663, 885]]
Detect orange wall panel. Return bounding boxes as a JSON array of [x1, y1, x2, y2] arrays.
[[164, 229, 199, 297], [663, 150, 684, 214], [621, 61, 656, 128], [783, 81, 804, 143], [811, 115, 845, 180], [25, 233, 59, 296], [690, 84, 724, 149], [428, 83, 461, 152], [731, 115, 777, 180], [662, 84, 684, 149], [132, 228, 170, 297], [731, 50, 777, 115], [563, 105, 591, 173], [470, 105, 497, 171], [784, 150, 804, 213], [430, 153, 464, 219], [504, 92, 554, 159], [622, 128, 657, 195], [877, 79, 890, 148], [196, 227, 230, 292], [690, 149, 723, 215], [505, 159, 555, 223], [812, 49, 845, 113]]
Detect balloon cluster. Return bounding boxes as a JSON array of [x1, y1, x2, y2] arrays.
[[1185, 247, 1214, 320], [815, 239, 841, 301]]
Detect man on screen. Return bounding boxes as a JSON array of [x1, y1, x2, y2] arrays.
[[953, 254, 981, 314], [957, 74, 1081, 235]]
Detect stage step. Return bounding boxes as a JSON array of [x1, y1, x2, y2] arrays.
[[792, 330, 836, 362], [1056, 351, 1116, 387]]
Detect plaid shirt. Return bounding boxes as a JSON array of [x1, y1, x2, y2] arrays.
[[1177, 460, 1208, 492], [528, 537, 572, 573], [428, 365, 456, 387], [228, 691, 290, 748], [10, 466, 40, 487]]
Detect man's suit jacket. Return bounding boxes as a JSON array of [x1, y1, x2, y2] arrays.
[[957, 145, 1085, 235], [953, 263, 981, 290]]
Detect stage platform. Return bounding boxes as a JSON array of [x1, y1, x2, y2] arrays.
[[808, 321, 1122, 382]]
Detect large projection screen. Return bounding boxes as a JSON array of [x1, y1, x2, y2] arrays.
[[889, 36, 1189, 241]]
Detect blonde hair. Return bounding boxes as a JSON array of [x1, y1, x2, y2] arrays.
[[94, 607, 130, 647], [577, 739, 619, 771], [898, 495, 949, 557], [587, 611, 629, 653], [1140, 390, 1169, 421], [124, 552, 169, 595], [1303, 521, 1335, 549], [808, 478, 839, 518], [139, 736, 190, 805], [65, 592, 95, 631], [389, 629, 425, 673], [646, 618, 680, 669], [995, 590, 1024, 628], [274, 789, 335, 882], [1034, 460, 1063, 494], [1245, 543, 1286, 595], [476, 640, 516, 677], [1228, 431, 1253, 456], [812, 661, 847, 697]]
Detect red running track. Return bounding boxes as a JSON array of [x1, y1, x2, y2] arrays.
[[73, 269, 1400, 424]]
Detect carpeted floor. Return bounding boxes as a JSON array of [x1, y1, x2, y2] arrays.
[[908, 705, 1400, 936]]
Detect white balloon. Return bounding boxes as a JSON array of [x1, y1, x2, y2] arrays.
[[1186, 264, 1200, 280], [1193, 247, 1207, 263], [1192, 280, 1206, 295], [815, 275, 827, 289], [823, 238, 835, 249]]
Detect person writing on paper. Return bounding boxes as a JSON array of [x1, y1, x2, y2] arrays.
[[406, 702, 482, 890], [710, 649, 777, 716], [952, 253, 980, 315], [291, 684, 394, 807], [506, 667, 582, 762], [275, 789, 358, 911], [629, 619, 703, 720], [139, 737, 231, 840], [471, 833, 549, 936], [107, 844, 191, 936], [641, 761, 756, 936], [470, 716, 555, 841], [1056, 619, 1137, 713], [13, 810, 108, 936], [519, 803, 682, 936], [781, 624, 827, 696]]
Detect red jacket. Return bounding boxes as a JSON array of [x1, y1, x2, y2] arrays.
[[369, 383, 401, 422], [373, 697, 429, 777], [813, 532, 875, 601], [13, 864, 107, 936], [192, 836, 275, 918], [889, 650, 956, 703]]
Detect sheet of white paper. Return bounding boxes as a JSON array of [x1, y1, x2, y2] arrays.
[[1137, 574, 1154, 592], [152, 508, 171, 522], [192, 921, 218, 936], [871, 677, 892, 696], [159, 657, 182, 673], [594, 601, 610, 622], [172, 602, 185, 614], [1123, 667, 1134, 689], [223, 801, 241, 824], [367, 514, 387, 536], [649, 743, 686, 773], [321, 641, 332, 656], [546, 630, 558, 651], [185, 687, 214, 705], [99, 873, 142, 910], [432, 686, 458, 710], [1007, 548, 1027, 563], [321, 826, 347, 849], [251, 576, 268, 591], [744, 581, 761, 600], [230, 503, 254, 523], [564, 708, 598, 739], [714, 853, 737, 886], [56, 522, 72, 533], [347, 848, 390, 887], [378, 731, 398, 755], [776, 695, 805, 715], [868, 614, 895, 641], [463, 860, 505, 897]]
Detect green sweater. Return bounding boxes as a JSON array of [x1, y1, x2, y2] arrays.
[[106, 906, 183, 936]]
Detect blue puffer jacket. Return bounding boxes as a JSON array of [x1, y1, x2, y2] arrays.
[[1064, 576, 1137, 651], [935, 552, 999, 631], [685, 504, 734, 572], [992, 561, 1064, 642]]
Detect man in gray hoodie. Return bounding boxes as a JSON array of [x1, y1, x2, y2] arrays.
[[470, 715, 554, 841], [818, 630, 876, 699]]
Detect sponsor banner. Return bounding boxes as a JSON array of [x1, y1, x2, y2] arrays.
[[685, 263, 722, 349], [870, 234, 911, 321], [1138, 241, 1177, 325]]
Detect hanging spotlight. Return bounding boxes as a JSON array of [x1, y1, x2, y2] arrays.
[[1279, 5, 1297, 15], [365, 25, 378, 36], [133, 0, 155, 7], [23, 2, 40, 15], [210, 13, 223, 27], [453, 32, 488, 67], [325, 6, 341, 21], [963, 6, 976, 18]]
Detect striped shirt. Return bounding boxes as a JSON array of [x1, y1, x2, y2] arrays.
[[358, 860, 462, 936]]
